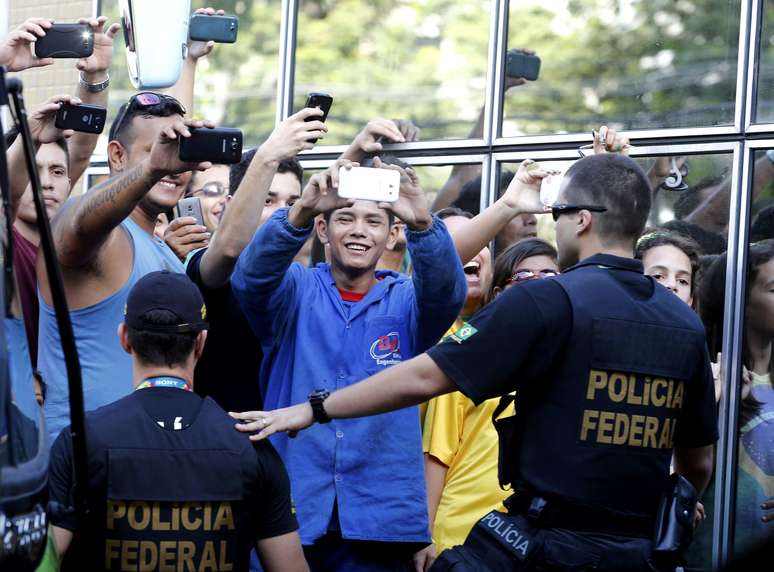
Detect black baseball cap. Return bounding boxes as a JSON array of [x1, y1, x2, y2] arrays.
[[124, 271, 208, 333]]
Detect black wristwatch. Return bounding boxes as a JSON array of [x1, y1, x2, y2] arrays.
[[308, 389, 331, 424]]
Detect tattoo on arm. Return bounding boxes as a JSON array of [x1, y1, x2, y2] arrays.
[[78, 164, 149, 219]]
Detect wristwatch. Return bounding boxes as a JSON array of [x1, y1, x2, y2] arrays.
[[79, 72, 110, 94], [308, 389, 331, 424]]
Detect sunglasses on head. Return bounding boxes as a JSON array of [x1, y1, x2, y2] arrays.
[[109, 92, 187, 142], [550, 203, 608, 222]]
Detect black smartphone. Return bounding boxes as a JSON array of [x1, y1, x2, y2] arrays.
[[506, 51, 541, 81], [33, 23, 94, 59], [55, 103, 107, 134], [173, 197, 205, 227], [304, 92, 333, 144], [189, 14, 239, 43], [178, 127, 243, 164]]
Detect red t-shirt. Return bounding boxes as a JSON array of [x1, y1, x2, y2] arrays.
[[12, 226, 39, 367], [337, 288, 366, 303]]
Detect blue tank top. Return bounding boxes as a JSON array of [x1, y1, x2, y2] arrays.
[[39, 217, 183, 443]]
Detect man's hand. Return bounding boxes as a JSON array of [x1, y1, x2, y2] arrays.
[[258, 108, 328, 163], [292, 159, 357, 221], [230, 403, 315, 441], [592, 125, 631, 155], [147, 119, 215, 178], [762, 498, 774, 524], [373, 157, 432, 231], [76, 16, 121, 81], [0, 18, 54, 72], [187, 7, 225, 61], [352, 119, 409, 154], [29, 95, 81, 144], [499, 160, 554, 215], [163, 217, 210, 261], [413, 544, 436, 572]]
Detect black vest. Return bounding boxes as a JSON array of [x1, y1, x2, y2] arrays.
[[69, 390, 259, 572], [505, 258, 707, 517]]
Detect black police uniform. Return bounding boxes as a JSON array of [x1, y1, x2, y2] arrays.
[[48, 381, 298, 572], [426, 254, 718, 571]]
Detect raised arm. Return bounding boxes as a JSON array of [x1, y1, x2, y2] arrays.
[[67, 16, 121, 185], [54, 119, 214, 268], [7, 95, 78, 220], [197, 107, 326, 288], [339, 118, 418, 163], [164, 7, 223, 117]]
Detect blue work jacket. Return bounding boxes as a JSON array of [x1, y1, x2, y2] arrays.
[[231, 208, 466, 545]]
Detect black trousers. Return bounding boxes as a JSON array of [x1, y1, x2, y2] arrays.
[[431, 527, 673, 572]]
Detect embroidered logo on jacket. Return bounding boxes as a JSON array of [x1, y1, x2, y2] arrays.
[[369, 332, 403, 366]]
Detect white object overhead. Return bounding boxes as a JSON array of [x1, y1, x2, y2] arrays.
[[120, 0, 191, 89]]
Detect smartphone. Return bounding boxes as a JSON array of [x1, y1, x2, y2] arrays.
[[173, 197, 205, 227], [33, 24, 94, 59], [189, 14, 239, 43], [178, 127, 243, 164], [540, 173, 564, 207], [506, 50, 540, 81], [304, 93, 333, 144], [338, 166, 400, 203], [55, 103, 107, 134]]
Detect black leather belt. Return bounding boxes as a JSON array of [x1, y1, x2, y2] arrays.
[[505, 493, 654, 539]]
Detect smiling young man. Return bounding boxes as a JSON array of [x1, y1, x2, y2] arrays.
[[37, 91, 219, 442], [230, 158, 466, 571]]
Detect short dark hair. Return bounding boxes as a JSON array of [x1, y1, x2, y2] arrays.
[[635, 228, 701, 297], [126, 309, 198, 368], [750, 205, 774, 242], [5, 127, 69, 172], [484, 238, 558, 306], [563, 154, 652, 246], [109, 99, 185, 150], [229, 148, 303, 195], [662, 219, 727, 255], [436, 206, 473, 221], [452, 172, 515, 217]]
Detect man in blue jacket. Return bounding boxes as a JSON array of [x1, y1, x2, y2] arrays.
[[231, 157, 467, 571]]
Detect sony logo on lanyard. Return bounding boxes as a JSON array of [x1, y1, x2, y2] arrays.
[[136, 376, 193, 430]]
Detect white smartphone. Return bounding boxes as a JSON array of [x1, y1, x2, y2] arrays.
[[338, 166, 400, 203], [540, 172, 564, 207]]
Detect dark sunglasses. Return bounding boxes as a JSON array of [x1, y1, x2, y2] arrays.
[[551, 203, 608, 222], [191, 182, 229, 198], [506, 269, 558, 285], [109, 92, 187, 142]]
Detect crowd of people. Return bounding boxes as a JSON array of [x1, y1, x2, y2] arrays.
[[1, 8, 772, 572]]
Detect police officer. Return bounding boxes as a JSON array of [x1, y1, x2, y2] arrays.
[[48, 271, 309, 572], [234, 152, 718, 571]]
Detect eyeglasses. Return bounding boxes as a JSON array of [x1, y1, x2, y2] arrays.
[[191, 182, 229, 198], [109, 92, 187, 142], [550, 203, 608, 221], [506, 269, 558, 285]]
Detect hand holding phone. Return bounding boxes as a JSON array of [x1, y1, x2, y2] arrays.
[[506, 49, 540, 81], [55, 103, 107, 134], [304, 93, 333, 144], [173, 197, 205, 227], [33, 23, 94, 59], [189, 14, 239, 43]]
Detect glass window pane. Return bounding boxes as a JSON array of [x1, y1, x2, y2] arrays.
[[503, 0, 740, 137], [101, 0, 281, 151], [294, 1, 491, 144], [756, 2, 774, 123], [728, 149, 774, 558]]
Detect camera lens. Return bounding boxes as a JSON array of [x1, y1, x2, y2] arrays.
[[231, 141, 239, 150]]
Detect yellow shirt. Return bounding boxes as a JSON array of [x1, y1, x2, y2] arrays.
[[422, 319, 514, 552]]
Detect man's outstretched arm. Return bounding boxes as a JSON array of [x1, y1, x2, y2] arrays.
[[231, 354, 456, 440]]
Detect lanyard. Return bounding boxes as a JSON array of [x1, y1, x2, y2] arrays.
[[135, 376, 192, 392]]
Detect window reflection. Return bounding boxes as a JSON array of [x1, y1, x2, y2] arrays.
[[295, 0, 491, 144], [503, 0, 740, 137], [756, 1, 774, 123]]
